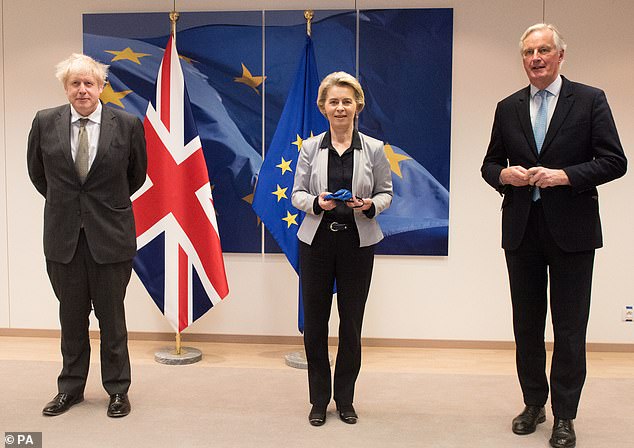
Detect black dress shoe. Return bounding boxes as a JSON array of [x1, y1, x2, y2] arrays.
[[107, 393, 131, 418], [337, 404, 358, 424], [42, 393, 84, 416], [550, 418, 576, 448], [308, 405, 327, 426], [512, 405, 546, 435]]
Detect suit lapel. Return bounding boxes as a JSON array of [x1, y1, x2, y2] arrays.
[[514, 87, 538, 155], [90, 105, 115, 178], [55, 105, 74, 169], [540, 77, 574, 156]]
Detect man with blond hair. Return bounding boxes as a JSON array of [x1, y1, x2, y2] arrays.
[[27, 53, 147, 418], [482, 24, 626, 448]]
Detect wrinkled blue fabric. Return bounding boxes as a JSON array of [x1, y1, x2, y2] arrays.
[[324, 189, 353, 201]]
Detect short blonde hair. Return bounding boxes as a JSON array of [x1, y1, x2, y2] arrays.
[[316, 71, 365, 116], [55, 53, 109, 87], [520, 23, 567, 53]]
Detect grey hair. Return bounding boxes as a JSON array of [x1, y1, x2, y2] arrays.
[[55, 53, 109, 87], [519, 23, 567, 53]]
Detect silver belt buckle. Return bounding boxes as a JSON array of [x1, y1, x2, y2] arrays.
[[329, 222, 340, 232]]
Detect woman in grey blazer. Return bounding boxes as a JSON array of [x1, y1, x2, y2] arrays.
[[291, 72, 392, 426]]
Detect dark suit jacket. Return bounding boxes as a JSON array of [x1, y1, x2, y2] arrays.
[[481, 76, 627, 252], [27, 103, 147, 264]]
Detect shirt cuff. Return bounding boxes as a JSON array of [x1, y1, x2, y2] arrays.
[[363, 203, 376, 218]]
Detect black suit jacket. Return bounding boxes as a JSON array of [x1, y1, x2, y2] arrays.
[[481, 76, 627, 252], [27, 104, 147, 264]]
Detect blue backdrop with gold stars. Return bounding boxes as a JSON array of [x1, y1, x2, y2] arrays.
[[83, 9, 452, 255]]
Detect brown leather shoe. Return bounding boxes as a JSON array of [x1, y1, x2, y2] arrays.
[[107, 393, 131, 418], [42, 393, 84, 416], [512, 405, 546, 434], [550, 418, 576, 448]]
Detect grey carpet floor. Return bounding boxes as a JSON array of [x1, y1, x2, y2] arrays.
[[1, 360, 632, 447]]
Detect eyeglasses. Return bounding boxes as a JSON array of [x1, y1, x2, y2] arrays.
[[522, 46, 555, 58]]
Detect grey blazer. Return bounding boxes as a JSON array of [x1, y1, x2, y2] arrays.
[[291, 131, 393, 247]]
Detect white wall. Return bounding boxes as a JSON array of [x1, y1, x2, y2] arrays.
[[2, 0, 633, 343], [0, 0, 9, 328]]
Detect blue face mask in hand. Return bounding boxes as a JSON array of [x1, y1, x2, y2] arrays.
[[324, 189, 353, 201]]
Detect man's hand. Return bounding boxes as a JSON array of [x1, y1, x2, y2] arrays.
[[526, 167, 570, 188], [500, 166, 530, 186]]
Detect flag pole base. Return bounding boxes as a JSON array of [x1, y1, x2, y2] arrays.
[[154, 346, 202, 365], [284, 350, 333, 370]]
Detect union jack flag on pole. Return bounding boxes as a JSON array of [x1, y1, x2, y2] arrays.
[[132, 35, 229, 333]]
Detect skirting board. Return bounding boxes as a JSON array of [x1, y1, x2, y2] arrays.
[[0, 328, 632, 352]]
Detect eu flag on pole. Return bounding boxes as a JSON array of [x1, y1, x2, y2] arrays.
[[252, 36, 327, 332], [132, 35, 229, 333]]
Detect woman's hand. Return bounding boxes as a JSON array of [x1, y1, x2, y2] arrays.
[[318, 192, 337, 211], [346, 196, 372, 211]]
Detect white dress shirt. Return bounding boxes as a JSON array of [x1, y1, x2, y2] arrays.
[[530, 75, 562, 130], [70, 102, 102, 170]]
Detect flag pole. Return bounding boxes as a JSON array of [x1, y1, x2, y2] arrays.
[[283, 10, 332, 370], [171, 5, 182, 358], [152, 5, 202, 365]]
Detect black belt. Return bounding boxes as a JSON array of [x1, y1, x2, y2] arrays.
[[327, 222, 350, 232]]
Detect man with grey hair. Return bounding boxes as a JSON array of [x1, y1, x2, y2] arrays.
[[481, 24, 626, 448], [27, 53, 147, 418]]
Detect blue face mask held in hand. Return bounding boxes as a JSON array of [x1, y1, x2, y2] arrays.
[[324, 189, 353, 201]]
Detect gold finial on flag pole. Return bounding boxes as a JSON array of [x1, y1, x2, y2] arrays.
[[169, 1, 179, 39], [304, 10, 314, 37]]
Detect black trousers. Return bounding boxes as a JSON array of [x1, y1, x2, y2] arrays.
[[46, 230, 133, 396], [299, 221, 375, 407], [505, 203, 594, 419]]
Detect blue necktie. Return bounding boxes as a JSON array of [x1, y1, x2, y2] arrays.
[[532, 90, 550, 200]]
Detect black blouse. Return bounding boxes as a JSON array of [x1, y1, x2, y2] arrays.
[[312, 130, 376, 222]]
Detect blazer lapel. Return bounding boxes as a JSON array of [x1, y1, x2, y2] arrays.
[[352, 133, 364, 197], [89, 104, 115, 178], [316, 133, 329, 193], [540, 77, 574, 156], [55, 105, 74, 170], [514, 87, 538, 155]]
